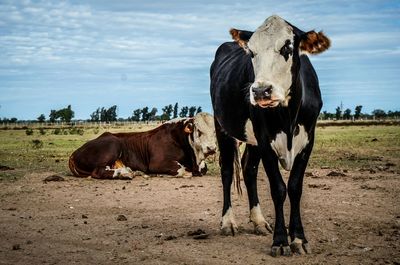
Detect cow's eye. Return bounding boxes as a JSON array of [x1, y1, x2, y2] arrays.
[[279, 39, 293, 61], [197, 130, 203, 137]]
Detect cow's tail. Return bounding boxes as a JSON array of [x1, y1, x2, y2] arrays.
[[233, 143, 243, 196], [68, 155, 91, 178]]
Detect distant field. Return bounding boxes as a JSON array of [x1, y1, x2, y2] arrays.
[[0, 124, 399, 180]]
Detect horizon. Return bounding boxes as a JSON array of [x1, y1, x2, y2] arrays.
[[1, 0, 399, 120]]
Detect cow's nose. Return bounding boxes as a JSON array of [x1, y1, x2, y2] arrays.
[[252, 86, 272, 99], [206, 146, 216, 155]]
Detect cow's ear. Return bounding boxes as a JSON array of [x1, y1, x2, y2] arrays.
[[230, 28, 253, 52], [184, 121, 194, 134], [299, 30, 330, 54]]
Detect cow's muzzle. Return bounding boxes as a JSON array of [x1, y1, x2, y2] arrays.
[[204, 146, 217, 156], [251, 86, 279, 108]]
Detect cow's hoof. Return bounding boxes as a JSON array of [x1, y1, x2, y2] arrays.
[[271, 245, 291, 257], [254, 221, 273, 235], [290, 238, 311, 255], [220, 223, 238, 236]]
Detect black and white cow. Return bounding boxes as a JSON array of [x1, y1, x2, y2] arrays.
[[210, 15, 330, 256]]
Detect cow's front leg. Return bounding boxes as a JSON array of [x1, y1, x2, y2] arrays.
[[216, 121, 238, 236], [288, 143, 314, 255], [242, 145, 272, 235], [261, 154, 291, 257]]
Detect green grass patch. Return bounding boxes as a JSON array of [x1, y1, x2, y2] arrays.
[[0, 125, 399, 181]]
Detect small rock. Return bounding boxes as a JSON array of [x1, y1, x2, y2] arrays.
[[82, 214, 88, 219], [164, 235, 177, 241], [116, 215, 127, 221], [193, 233, 209, 240], [43, 175, 65, 182], [26, 240, 33, 245], [12, 244, 21, 250], [327, 171, 346, 177]]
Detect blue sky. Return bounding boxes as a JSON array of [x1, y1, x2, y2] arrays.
[[0, 0, 399, 120]]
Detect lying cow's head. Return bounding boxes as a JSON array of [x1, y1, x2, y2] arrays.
[[230, 15, 330, 108], [184, 112, 217, 171]]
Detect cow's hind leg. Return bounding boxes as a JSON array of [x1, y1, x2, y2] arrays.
[[215, 120, 238, 236], [242, 144, 272, 235], [288, 138, 315, 255]]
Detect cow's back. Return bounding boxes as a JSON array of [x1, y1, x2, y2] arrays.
[[210, 42, 253, 141]]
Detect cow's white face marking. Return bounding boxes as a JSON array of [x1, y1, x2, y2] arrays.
[[270, 125, 309, 171], [189, 112, 217, 167], [247, 15, 294, 108], [244, 119, 258, 145]]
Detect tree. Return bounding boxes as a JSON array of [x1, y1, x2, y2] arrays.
[[335, 106, 342, 120], [149, 107, 158, 121], [106, 105, 118, 122], [173, 102, 179, 119], [161, 104, 173, 120], [354, 105, 362, 120], [196, 106, 202, 114], [91, 105, 117, 122], [37, 114, 46, 123], [179, 106, 189, 118], [188, 106, 197, 117], [131, 109, 142, 122], [90, 108, 101, 122], [343, 108, 352, 120], [49, 110, 57, 122], [372, 109, 386, 119], [141, 107, 149, 121]]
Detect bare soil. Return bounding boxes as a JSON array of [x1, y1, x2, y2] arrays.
[[1, 167, 399, 265]]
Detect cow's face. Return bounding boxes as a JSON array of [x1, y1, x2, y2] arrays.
[[231, 15, 330, 108], [186, 112, 217, 157], [184, 113, 217, 172]]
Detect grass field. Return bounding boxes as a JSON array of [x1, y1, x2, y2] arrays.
[[0, 125, 399, 180]]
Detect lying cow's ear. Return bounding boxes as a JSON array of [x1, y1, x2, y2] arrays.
[[230, 28, 253, 52], [299, 30, 330, 54], [184, 122, 194, 134]]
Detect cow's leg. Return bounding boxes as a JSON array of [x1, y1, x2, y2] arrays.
[[215, 120, 238, 236], [261, 152, 291, 257], [242, 144, 272, 235], [91, 167, 117, 179], [91, 161, 134, 180], [287, 136, 314, 255]]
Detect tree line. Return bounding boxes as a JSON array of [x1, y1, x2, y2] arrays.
[[1, 104, 399, 123], [0, 103, 203, 123], [319, 105, 400, 120]]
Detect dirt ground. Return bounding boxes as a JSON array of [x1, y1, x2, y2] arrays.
[[0, 166, 399, 265]]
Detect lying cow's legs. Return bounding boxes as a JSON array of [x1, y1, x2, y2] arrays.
[[91, 161, 134, 180], [287, 137, 314, 255], [215, 120, 238, 235], [242, 144, 272, 235], [261, 151, 291, 257]]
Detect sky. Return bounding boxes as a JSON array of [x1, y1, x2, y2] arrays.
[[0, 0, 399, 120]]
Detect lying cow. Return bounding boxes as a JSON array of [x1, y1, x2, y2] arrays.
[[69, 112, 216, 179]]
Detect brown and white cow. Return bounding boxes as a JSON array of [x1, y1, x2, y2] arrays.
[[69, 112, 216, 179]]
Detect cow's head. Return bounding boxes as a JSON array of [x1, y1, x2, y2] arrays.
[[184, 112, 217, 172], [230, 15, 330, 108]]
